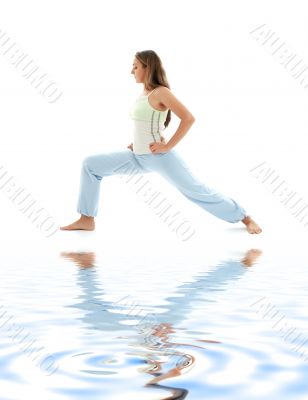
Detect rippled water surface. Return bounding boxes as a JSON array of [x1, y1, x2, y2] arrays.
[[1, 230, 308, 400]]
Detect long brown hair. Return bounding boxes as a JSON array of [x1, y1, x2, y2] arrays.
[[135, 50, 171, 129]]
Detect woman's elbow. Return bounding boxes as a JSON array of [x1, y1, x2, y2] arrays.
[[187, 114, 196, 123], [180, 112, 195, 123]]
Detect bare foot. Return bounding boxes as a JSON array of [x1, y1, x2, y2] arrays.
[[241, 215, 262, 234], [60, 215, 95, 231]]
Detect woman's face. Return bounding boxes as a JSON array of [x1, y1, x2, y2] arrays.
[[131, 58, 146, 83]]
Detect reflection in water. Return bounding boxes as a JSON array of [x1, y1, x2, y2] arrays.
[[60, 249, 262, 399]]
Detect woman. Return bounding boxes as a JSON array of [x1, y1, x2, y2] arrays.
[[60, 50, 262, 234]]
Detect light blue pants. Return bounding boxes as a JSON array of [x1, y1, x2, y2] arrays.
[[77, 149, 247, 223]]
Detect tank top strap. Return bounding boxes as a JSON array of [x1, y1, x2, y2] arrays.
[[148, 87, 159, 96]]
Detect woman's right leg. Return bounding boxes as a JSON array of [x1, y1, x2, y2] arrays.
[[60, 150, 146, 230]]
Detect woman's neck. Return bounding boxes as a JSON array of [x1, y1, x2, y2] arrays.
[[143, 86, 154, 95]]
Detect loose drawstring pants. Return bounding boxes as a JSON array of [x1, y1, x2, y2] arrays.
[[77, 149, 247, 223]]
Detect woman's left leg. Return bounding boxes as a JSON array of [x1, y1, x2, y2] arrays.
[[147, 150, 247, 224]]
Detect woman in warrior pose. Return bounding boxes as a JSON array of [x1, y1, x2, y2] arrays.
[[60, 50, 262, 234]]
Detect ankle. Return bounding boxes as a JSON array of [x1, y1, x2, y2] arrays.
[[242, 215, 252, 224], [80, 214, 94, 221]]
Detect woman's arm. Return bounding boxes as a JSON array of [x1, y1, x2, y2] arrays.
[[158, 87, 195, 150]]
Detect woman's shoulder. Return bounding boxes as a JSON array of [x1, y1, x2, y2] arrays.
[[155, 85, 170, 91], [153, 86, 171, 95]]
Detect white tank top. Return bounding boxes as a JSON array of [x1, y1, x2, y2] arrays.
[[129, 87, 169, 154]]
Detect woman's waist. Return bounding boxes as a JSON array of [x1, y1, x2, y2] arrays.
[[132, 131, 163, 152], [132, 119, 165, 132], [133, 129, 164, 141]]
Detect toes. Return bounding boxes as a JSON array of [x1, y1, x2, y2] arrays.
[[246, 222, 262, 234], [60, 224, 75, 230]]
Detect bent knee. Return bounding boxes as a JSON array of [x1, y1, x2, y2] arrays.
[[82, 155, 96, 169]]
